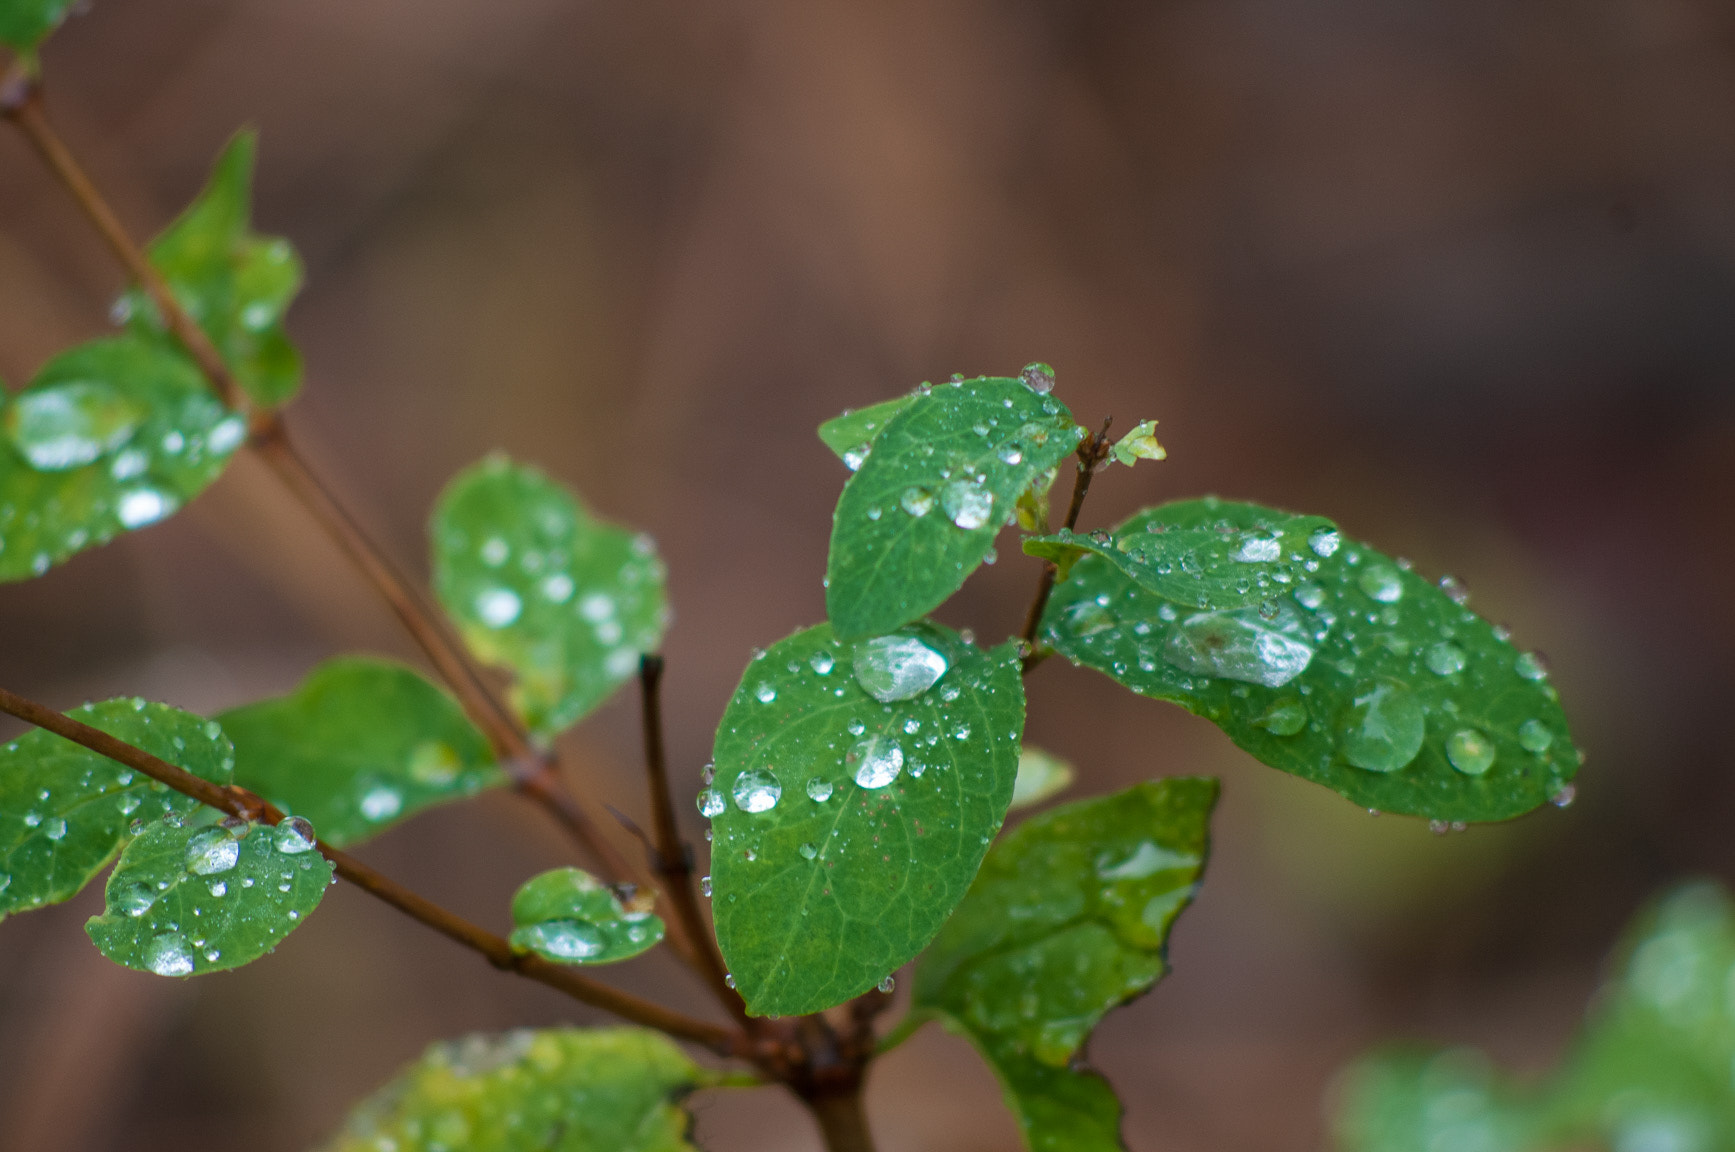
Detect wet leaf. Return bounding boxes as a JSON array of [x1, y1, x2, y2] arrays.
[[826, 376, 1082, 640], [320, 1027, 733, 1152], [908, 779, 1217, 1152], [219, 657, 504, 849], [123, 131, 304, 408], [431, 454, 669, 739], [817, 394, 918, 467], [0, 699, 234, 919], [0, 0, 73, 55], [1009, 746, 1074, 810], [1108, 420, 1165, 468], [0, 337, 246, 581], [86, 809, 332, 976], [508, 867, 665, 965], [1041, 498, 1580, 822], [708, 621, 1025, 1017], [1334, 883, 1735, 1152]]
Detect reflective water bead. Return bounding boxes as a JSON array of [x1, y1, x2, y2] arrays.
[[146, 932, 195, 977], [1307, 528, 1341, 557], [1425, 642, 1467, 676], [522, 920, 605, 960], [185, 827, 240, 875], [696, 788, 726, 818], [899, 487, 935, 517], [1255, 698, 1308, 736], [1340, 682, 1426, 773], [732, 769, 782, 813], [1518, 720, 1554, 753], [1515, 652, 1548, 681], [1163, 606, 1315, 688], [998, 444, 1023, 465], [798, 842, 819, 860], [273, 817, 317, 854], [1446, 728, 1497, 776], [43, 817, 66, 841], [1020, 362, 1056, 394], [1294, 583, 1327, 610], [806, 778, 835, 802], [4, 380, 143, 471], [360, 786, 403, 822], [877, 975, 897, 994], [1233, 535, 1281, 563], [809, 649, 835, 675], [208, 880, 228, 898], [853, 635, 948, 702], [754, 682, 777, 704], [117, 488, 175, 528], [940, 481, 994, 530], [474, 587, 522, 628], [843, 444, 870, 471], [1550, 784, 1577, 808], [700, 876, 713, 897], [851, 736, 904, 789], [1357, 566, 1403, 603]]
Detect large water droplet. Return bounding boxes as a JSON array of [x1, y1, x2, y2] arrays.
[[732, 769, 782, 813], [146, 932, 195, 977], [941, 481, 994, 530], [1357, 566, 1403, 603], [521, 919, 604, 960], [853, 635, 949, 701], [185, 827, 240, 875], [1446, 728, 1496, 776], [696, 788, 725, 818], [806, 777, 834, 802], [1163, 606, 1315, 688], [1340, 682, 1426, 773], [1425, 642, 1467, 676], [4, 380, 144, 471], [273, 817, 317, 854], [810, 650, 835, 675], [754, 682, 777, 704], [116, 881, 157, 917], [851, 736, 904, 789], [1307, 528, 1341, 557], [1233, 535, 1282, 563], [474, 587, 522, 628], [843, 444, 870, 471], [1517, 719, 1554, 754], [900, 487, 935, 517], [1020, 362, 1056, 393], [1255, 698, 1308, 736]]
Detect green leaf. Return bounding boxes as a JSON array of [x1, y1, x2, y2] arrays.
[[218, 657, 504, 849], [1333, 883, 1735, 1152], [1024, 499, 1338, 612], [908, 778, 1217, 1152], [708, 621, 1025, 1017], [0, 699, 234, 919], [1040, 498, 1580, 822], [825, 376, 1082, 640], [1009, 746, 1074, 810], [1108, 420, 1165, 468], [124, 131, 305, 408], [817, 394, 919, 467], [86, 809, 333, 976], [0, 0, 74, 55], [0, 336, 247, 581], [508, 867, 665, 965], [320, 1027, 733, 1152], [431, 454, 669, 739]]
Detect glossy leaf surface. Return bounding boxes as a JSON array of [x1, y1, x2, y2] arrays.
[[0, 337, 246, 581], [0, 699, 233, 919], [709, 621, 1025, 1017], [910, 779, 1217, 1152], [431, 455, 669, 739], [1041, 499, 1580, 821], [1335, 882, 1735, 1152], [219, 657, 503, 849], [321, 1027, 728, 1152], [124, 131, 304, 407], [86, 811, 333, 976], [817, 394, 918, 467], [0, 0, 72, 53], [826, 376, 1081, 640], [508, 866, 665, 965]]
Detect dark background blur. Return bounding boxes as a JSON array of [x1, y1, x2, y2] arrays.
[[1, 0, 1732, 1149]]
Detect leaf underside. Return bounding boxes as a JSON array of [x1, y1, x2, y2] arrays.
[[825, 376, 1081, 640], [0, 699, 234, 919], [910, 778, 1218, 1152], [320, 1027, 729, 1152], [709, 621, 1025, 1017], [220, 656, 504, 849], [1042, 498, 1580, 822], [431, 454, 669, 739]]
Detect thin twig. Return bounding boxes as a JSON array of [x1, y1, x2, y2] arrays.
[[1019, 419, 1114, 673], [638, 656, 757, 1029], [0, 684, 744, 1058]]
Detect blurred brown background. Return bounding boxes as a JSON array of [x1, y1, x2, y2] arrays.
[[1, 0, 1733, 1148]]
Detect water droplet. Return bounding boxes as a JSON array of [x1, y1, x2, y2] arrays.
[[806, 778, 834, 802], [116, 881, 157, 917], [1234, 535, 1282, 563], [899, 487, 935, 517], [755, 682, 777, 704], [798, 842, 818, 860], [208, 880, 228, 897], [117, 488, 176, 528], [1515, 652, 1548, 681], [877, 975, 897, 994], [207, 416, 246, 456], [697, 788, 726, 818], [1357, 566, 1403, 603], [1438, 575, 1470, 605], [1307, 528, 1341, 557], [274, 817, 318, 854], [22, 812, 40, 828], [521, 920, 605, 960], [866, 506, 882, 521], [1294, 583, 1327, 610], [541, 573, 574, 603], [1163, 606, 1315, 688], [853, 635, 949, 701], [1425, 642, 1467, 676], [580, 593, 615, 622], [810, 650, 835, 675], [1550, 783, 1577, 808], [940, 481, 994, 530], [185, 827, 240, 875], [1020, 362, 1056, 394], [474, 587, 522, 628], [4, 380, 144, 471], [732, 769, 782, 813], [724, 973, 736, 989], [851, 736, 904, 789], [700, 876, 713, 897], [1446, 728, 1496, 776], [952, 725, 971, 741], [843, 444, 870, 471], [998, 444, 1024, 466], [480, 537, 509, 566], [1255, 698, 1308, 736], [146, 932, 195, 976], [1340, 682, 1426, 773], [360, 786, 403, 822], [43, 817, 67, 841], [1518, 719, 1554, 753]]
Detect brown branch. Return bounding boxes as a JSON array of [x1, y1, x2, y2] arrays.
[[0, 684, 744, 1057], [638, 656, 756, 1029], [1019, 419, 1113, 673]]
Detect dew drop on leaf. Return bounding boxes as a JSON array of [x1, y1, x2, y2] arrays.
[[4, 380, 144, 471], [273, 817, 318, 854], [1515, 652, 1548, 681], [1425, 642, 1467, 676], [185, 827, 240, 875], [732, 769, 782, 813], [1019, 362, 1056, 394], [1255, 698, 1308, 736], [1518, 719, 1554, 754], [851, 736, 904, 789], [799, 842, 818, 860], [359, 786, 403, 822], [900, 487, 935, 517], [473, 588, 522, 628], [940, 481, 994, 530], [1358, 566, 1404, 603], [696, 788, 725, 818], [1307, 527, 1341, 557], [852, 635, 949, 702], [1163, 607, 1316, 688], [809, 650, 835, 675], [1446, 728, 1497, 776], [754, 682, 777, 704], [520, 919, 605, 960], [145, 932, 195, 977], [117, 488, 175, 528], [1340, 681, 1426, 773], [806, 778, 834, 802]]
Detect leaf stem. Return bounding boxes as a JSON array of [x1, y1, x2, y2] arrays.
[[1019, 418, 1114, 672], [637, 656, 755, 1028], [803, 1087, 878, 1152], [0, 684, 744, 1058]]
